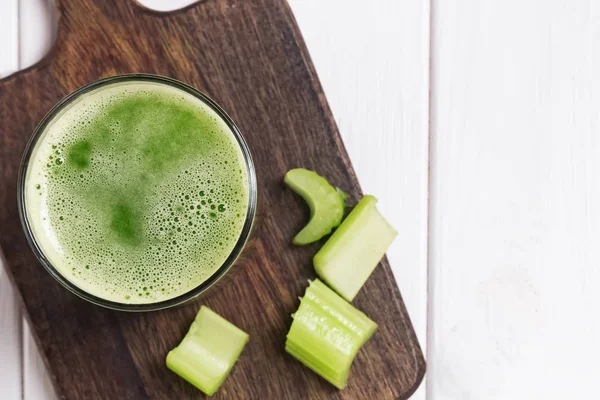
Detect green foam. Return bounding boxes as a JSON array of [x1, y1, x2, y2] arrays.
[[25, 81, 250, 304]]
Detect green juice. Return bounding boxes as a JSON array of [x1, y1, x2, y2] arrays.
[[24, 79, 251, 304]]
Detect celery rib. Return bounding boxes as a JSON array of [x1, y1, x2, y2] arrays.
[[314, 195, 397, 301], [166, 306, 249, 396], [284, 168, 346, 245], [285, 280, 377, 389]]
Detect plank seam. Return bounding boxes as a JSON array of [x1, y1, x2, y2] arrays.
[[425, 0, 435, 398]]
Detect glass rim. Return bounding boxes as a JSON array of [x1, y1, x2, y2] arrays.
[[17, 74, 257, 312]]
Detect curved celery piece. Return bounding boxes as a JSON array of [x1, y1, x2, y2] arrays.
[[314, 195, 397, 302], [284, 168, 345, 245], [166, 306, 249, 396], [285, 279, 377, 389]]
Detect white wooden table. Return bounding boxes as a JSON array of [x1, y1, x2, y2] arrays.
[[1, 0, 599, 399]]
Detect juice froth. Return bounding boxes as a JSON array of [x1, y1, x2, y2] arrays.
[[24, 80, 251, 304]]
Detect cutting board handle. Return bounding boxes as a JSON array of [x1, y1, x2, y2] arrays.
[[52, 0, 168, 31], [54, 0, 129, 17], [54, 0, 204, 18], [52, 0, 208, 38]]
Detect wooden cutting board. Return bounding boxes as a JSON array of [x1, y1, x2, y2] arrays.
[[0, 0, 425, 398]]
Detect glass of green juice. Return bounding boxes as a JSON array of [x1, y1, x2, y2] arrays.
[[17, 74, 257, 311]]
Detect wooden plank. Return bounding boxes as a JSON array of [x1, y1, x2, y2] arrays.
[[0, 0, 19, 78], [0, 252, 22, 400], [18, 0, 56, 69], [18, 1, 58, 399], [289, 2, 430, 399], [429, 0, 600, 398], [23, 322, 59, 400], [0, 0, 23, 399], [0, 0, 425, 398]]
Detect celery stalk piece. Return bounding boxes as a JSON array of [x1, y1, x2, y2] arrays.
[[166, 306, 249, 396], [313, 195, 397, 302], [285, 341, 348, 388], [285, 279, 377, 389], [284, 168, 346, 245]]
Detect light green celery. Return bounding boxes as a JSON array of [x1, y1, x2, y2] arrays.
[[313, 195, 397, 302], [286, 342, 348, 388], [305, 279, 376, 345], [285, 279, 377, 389], [284, 168, 345, 245], [166, 306, 249, 396]]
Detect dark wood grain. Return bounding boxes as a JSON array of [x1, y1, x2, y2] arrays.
[[0, 0, 425, 398]]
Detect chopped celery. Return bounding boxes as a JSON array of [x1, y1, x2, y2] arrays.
[[314, 195, 397, 302], [284, 168, 346, 245], [285, 279, 377, 389], [166, 306, 249, 396]]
